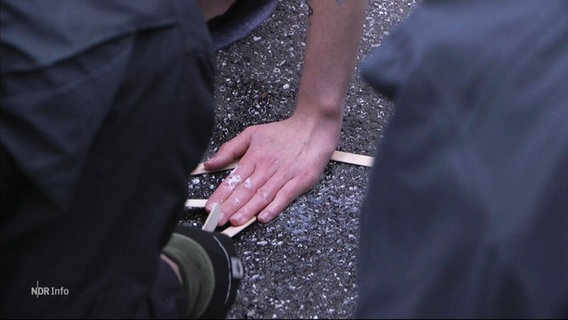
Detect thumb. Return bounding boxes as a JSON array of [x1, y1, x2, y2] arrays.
[[204, 129, 252, 170]]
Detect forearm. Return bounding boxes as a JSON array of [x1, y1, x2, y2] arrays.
[[295, 0, 367, 120]]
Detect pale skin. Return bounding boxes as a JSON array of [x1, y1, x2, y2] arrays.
[[204, 0, 367, 226], [195, 0, 235, 21]]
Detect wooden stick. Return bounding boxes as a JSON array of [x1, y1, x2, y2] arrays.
[[185, 199, 207, 208], [190, 150, 373, 175], [185, 198, 256, 237], [221, 216, 257, 238], [202, 203, 221, 232], [331, 150, 374, 167], [185, 198, 257, 237], [190, 162, 237, 176]]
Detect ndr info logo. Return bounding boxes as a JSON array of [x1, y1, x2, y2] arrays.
[[31, 281, 69, 298]]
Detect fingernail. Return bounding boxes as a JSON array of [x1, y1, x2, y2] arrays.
[[231, 213, 243, 224], [258, 212, 268, 223]]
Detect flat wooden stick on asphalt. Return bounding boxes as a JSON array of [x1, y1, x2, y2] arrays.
[[190, 150, 374, 175], [185, 199, 207, 208], [185, 199, 256, 237], [221, 216, 257, 238]]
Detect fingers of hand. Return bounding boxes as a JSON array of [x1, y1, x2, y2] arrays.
[[230, 168, 316, 225], [257, 178, 310, 224], [204, 130, 252, 169], [218, 164, 279, 225], [205, 163, 254, 217], [228, 186, 273, 226]]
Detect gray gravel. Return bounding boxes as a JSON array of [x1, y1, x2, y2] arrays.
[[185, 1, 418, 318]]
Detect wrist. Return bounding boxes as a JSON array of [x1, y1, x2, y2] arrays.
[[290, 101, 344, 145], [294, 92, 345, 122]]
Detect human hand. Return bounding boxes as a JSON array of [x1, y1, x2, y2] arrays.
[[203, 112, 341, 226]]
